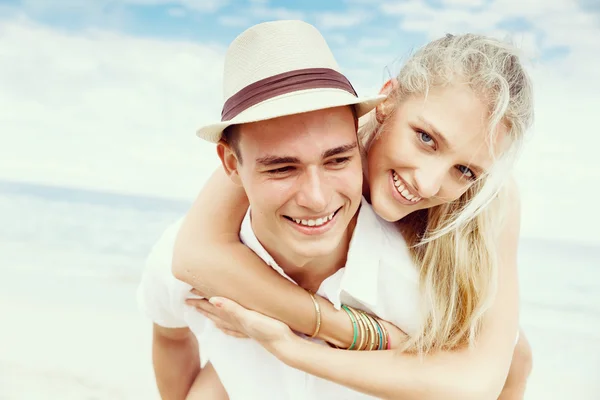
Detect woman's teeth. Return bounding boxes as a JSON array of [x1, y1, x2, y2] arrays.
[[292, 211, 335, 227], [392, 172, 421, 203]]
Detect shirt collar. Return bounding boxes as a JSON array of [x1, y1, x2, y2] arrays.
[[239, 198, 386, 307], [239, 208, 295, 283]]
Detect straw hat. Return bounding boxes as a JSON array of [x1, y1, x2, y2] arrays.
[[196, 20, 386, 143]]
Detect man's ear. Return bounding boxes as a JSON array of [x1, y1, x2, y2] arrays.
[[216, 141, 243, 186]]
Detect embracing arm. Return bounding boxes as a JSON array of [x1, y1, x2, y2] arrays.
[[172, 168, 358, 347], [272, 184, 522, 400]]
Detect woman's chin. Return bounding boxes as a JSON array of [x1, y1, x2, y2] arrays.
[[370, 195, 411, 222]]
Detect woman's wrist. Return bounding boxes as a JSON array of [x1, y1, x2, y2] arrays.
[[267, 332, 306, 364], [313, 297, 354, 348]]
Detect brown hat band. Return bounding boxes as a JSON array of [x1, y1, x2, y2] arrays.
[[221, 68, 358, 122]]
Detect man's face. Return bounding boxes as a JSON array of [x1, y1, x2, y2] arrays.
[[219, 106, 363, 266]]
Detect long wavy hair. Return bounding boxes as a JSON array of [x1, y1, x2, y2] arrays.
[[360, 33, 534, 353]]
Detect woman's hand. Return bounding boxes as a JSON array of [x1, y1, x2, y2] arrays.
[[187, 295, 298, 354], [186, 296, 249, 339]]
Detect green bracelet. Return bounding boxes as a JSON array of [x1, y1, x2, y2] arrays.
[[341, 305, 358, 350], [372, 318, 385, 350]]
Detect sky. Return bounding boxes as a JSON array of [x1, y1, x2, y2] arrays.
[[1, 0, 599, 244]]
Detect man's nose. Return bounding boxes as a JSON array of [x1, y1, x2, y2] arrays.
[[296, 169, 329, 212]]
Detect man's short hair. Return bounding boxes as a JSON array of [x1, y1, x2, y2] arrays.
[[222, 124, 242, 163]]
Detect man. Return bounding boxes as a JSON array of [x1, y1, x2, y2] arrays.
[[137, 19, 390, 399]]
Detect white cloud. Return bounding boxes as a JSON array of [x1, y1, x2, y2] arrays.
[[138, 0, 227, 12], [216, 4, 305, 28], [513, 62, 600, 244], [218, 15, 251, 28], [441, 0, 486, 6], [357, 37, 392, 48], [16, 0, 227, 15], [0, 17, 225, 200], [327, 33, 349, 46], [314, 9, 373, 29], [249, 5, 306, 21]]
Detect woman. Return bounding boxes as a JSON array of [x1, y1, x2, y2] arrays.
[[174, 33, 534, 399]]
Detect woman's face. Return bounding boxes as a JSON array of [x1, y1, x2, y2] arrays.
[[367, 84, 507, 222]]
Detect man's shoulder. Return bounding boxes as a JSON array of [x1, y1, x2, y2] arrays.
[[356, 201, 414, 266], [357, 200, 406, 243], [146, 217, 186, 272], [137, 216, 191, 329]]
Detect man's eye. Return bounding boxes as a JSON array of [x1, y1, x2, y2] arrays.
[[328, 157, 350, 166], [268, 166, 294, 174]]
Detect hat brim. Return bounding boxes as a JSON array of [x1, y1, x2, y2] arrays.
[[196, 88, 386, 143]]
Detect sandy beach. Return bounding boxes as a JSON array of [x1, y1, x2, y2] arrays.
[[1, 187, 599, 399], [0, 273, 159, 399]]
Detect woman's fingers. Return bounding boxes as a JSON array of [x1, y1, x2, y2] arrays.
[[187, 298, 219, 316], [187, 298, 247, 336], [208, 297, 293, 343], [221, 329, 249, 339]]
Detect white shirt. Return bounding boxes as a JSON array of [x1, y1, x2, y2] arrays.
[[137, 198, 422, 399]]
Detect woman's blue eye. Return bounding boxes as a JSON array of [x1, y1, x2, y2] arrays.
[[457, 165, 475, 179], [419, 131, 434, 145]]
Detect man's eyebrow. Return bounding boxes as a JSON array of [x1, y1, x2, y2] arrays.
[[418, 116, 451, 150], [255, 155, 300, 166], [322, 142, 358, 158], [255, 142, 357, 166]]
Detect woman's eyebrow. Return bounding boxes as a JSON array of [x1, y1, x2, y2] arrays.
[[418, 116, 451, 150]]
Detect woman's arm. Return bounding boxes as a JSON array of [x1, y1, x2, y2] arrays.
[[271, 183, 522, 400], [172, 167, 360, 347], [215, 182, 522, 400]]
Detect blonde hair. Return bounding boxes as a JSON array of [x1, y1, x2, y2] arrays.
[[360, 34, 534, 353]]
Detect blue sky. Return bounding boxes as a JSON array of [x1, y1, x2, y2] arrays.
[[1, 0, 599, 243], [0, 0, 575, 77]]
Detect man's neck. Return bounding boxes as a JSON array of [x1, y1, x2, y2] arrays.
[[254, 216, 358, 293]]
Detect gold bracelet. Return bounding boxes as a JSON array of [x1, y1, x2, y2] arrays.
[[346, 305, 366, 350], [308, 291, 321, 338], [364, 312, 379, 350], [359, 311, 377, 351]]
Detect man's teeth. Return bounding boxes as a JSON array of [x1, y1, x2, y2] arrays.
[[392, 172, 421, 203], [292, 212, 335, 227]]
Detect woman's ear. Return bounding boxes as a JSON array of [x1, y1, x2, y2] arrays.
[[376, 78, 399, 123], [216, 141, 243, 185], [379, 78, 399, 96]]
